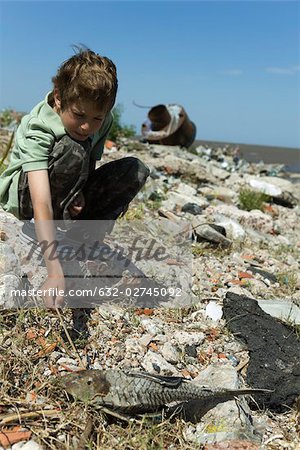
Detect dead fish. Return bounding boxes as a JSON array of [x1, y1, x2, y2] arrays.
[[59, 369, 270, 417]]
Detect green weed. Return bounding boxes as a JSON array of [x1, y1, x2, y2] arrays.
[[276, 270, 298, 295], [107, 104, 136, 142], [239, 187, 270, 211], [146, 199, 163, 210], [122, 204, 145, 220]]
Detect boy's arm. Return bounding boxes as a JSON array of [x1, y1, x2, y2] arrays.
[[27, 170, 65, 308]]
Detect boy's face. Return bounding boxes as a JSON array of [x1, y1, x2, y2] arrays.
[[54, 92, 107, 141]]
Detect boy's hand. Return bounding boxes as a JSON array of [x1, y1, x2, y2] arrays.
[[41, 274, 65, 309], [68, 191, 85, 217]]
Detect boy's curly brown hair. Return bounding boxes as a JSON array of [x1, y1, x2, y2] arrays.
[[52, 47, 118, 112]]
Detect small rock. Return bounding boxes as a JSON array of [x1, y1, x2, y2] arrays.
[[57, 433, 67, 442], [125, 337, 144, 354], [173, 182, 197, 197], [209, 165, 230, 180], [92, 360, 104, 370], [57, 357, 78, 366], [185, 344, 198, 358], [153, 334, 168, 344], [161, 191, 208, 211], [140, 318, 163, 335], [57, 356, 79, 371], [192, 222, 231, 247], [245, 278, 270, 296], [142, 350, 180, 375], [12, 441, 43, 450], [182, 203, 203, 215], [194, 364, 239, 387], [199, 186, 236, 202], [139, 333, 156, 348], [173, 331, 205, 346], [160, 342, 180, 363], [214, 216, 246, 240]]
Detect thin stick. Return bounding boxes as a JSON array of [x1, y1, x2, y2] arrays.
[[264, 434, 284, 445], [55, 308, 86, 369], [0, 409, 59, 425]]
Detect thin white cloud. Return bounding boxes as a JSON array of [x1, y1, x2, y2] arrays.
[[221, 69, 243, 76], [265, 66, 298, 75]]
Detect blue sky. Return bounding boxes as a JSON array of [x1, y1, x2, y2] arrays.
[[0, 1, 299, 148]]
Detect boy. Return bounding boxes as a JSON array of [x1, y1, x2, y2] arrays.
[[0, 48, 150, 308]]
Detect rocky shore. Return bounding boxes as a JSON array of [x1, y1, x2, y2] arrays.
[[0, 136, 299, 449]]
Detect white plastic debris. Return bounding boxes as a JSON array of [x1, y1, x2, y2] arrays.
[[205, 301, 223, 321], [249, 179, 282, 196]]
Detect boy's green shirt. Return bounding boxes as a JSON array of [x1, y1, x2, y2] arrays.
[[0, 93, 113, 218]]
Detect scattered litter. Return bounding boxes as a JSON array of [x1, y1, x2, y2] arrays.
[[205, 301, 223, 321], [248, 179, 282, 196]]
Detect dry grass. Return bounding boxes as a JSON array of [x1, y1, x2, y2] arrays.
[[276, 270, 298, 295], [192, 242, 232, 258]]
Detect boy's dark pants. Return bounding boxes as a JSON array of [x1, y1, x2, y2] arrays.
[[18, 135, 150, 229]]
